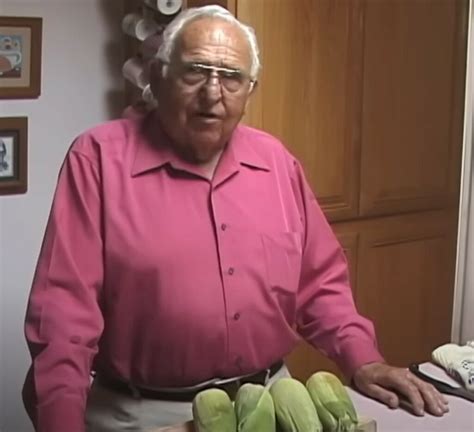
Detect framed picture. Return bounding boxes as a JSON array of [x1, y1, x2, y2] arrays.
[[0, 117, 28, 195], [0, 16, 42, 99]]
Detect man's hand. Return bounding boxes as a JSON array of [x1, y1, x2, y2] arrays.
[[352, 362, 449, 417]]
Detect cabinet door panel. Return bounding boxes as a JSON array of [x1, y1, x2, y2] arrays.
[[360, 0, 467, 216], [286, 210, 457, 379], [357, 211, 457, 367], [238, 0, 363, 221]]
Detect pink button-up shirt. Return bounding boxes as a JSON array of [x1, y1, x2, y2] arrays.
[[23, 113, 383, 432]]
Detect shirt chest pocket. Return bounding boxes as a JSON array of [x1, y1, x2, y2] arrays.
[[261, 231, 303, 295]]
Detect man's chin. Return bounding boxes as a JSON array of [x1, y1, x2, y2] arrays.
[[189, 140, 225, 163]]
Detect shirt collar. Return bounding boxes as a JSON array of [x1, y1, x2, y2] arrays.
[[131, 111, 271, 177], [131, 112, 175, 177], [228, 125, 271, 172]]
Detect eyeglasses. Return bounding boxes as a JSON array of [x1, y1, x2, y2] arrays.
[[170, 61, 255, 93]]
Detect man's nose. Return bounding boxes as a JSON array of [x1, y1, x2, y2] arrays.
[[200, 71, 223, 103]]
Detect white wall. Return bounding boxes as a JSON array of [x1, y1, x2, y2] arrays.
[[0, 1, 124, 431], [461, 1, 474, 344], [452, 0, 474, 346]]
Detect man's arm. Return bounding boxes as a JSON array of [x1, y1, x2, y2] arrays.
[[289, 159, 384, 378], [290, 159, 448, 417], [23, 142, 104, 432]]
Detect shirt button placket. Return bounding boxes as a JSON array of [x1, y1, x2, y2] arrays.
[[235, 355, 243, 369], [218, 219, 240, 370]]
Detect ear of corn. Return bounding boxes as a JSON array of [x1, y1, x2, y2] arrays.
[[234, 383, 275, 432], [305, 387, 339, 431], [270, 377, 322, 432], [306, 372, 358, 432], [192, 388, 237, 432]]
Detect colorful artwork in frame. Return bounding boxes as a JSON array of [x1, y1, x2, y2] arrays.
[[0, 16, 42, 99], [0, 117, 28, 195]]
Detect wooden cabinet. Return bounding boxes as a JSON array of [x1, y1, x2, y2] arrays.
[[234, 0, 467, 381], [238, 0, 363, 221], [359, 0, 467, 217], [124, 0, 468, 382], [237, 0, 467, 222], [356, 210, 458, 367], [286, 210, 458, 381]]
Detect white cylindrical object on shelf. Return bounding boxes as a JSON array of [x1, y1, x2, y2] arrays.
[[122, 12, 160, 41], [143, 0, 183, 16], [122, 57, 148, 89]]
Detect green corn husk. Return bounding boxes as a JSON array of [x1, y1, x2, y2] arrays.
[[234, 383, 275, 432], [306, 372, 358, 432], [270, 377, 322, 432], [192, 388, 237, 432]]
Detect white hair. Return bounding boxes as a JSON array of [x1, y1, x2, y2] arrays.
[[156, 5, 261, 80]]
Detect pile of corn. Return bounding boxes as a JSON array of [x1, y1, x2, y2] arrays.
[[192, 371, 359, 432]]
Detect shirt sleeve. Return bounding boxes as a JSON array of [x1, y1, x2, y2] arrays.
[[23, 143, 104, 432], [291, 159, 385, 379]]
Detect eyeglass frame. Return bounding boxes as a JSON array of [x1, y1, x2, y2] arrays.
[[162, 60, 257, 93]]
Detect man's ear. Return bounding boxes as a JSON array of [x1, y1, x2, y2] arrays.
[[245, 80, 258, 110], [249, 80, 258, 96]]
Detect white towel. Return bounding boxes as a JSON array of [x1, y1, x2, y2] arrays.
[[431, 341, 474, 392]]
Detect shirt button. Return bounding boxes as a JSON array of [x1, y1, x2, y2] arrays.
[[234, 312, 240, 320], [221, 223, 227, 231], [228, 267, 234, 275]]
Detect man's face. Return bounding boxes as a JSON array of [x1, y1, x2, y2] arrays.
[[152, 17, 255, 163]]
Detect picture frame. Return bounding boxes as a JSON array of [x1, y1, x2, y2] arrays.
[[0, 117, 28, 195], [0, 16, 42, 99]]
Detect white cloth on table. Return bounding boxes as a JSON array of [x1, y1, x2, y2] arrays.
[[431, 341, 474, 392]]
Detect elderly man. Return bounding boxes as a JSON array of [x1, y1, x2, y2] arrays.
[[22, 5, 449, 432]]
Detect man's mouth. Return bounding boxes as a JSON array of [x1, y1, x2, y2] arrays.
[[195, 112, 222, 123], [197, 112, 220, 119]]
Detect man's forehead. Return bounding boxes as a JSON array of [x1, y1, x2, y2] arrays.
[[180, 17, 245, 40], [174, 17, 251, 65]]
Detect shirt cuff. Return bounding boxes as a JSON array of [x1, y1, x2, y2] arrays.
[[37, 396, 85, 432], [337, 339, 386, 380]]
